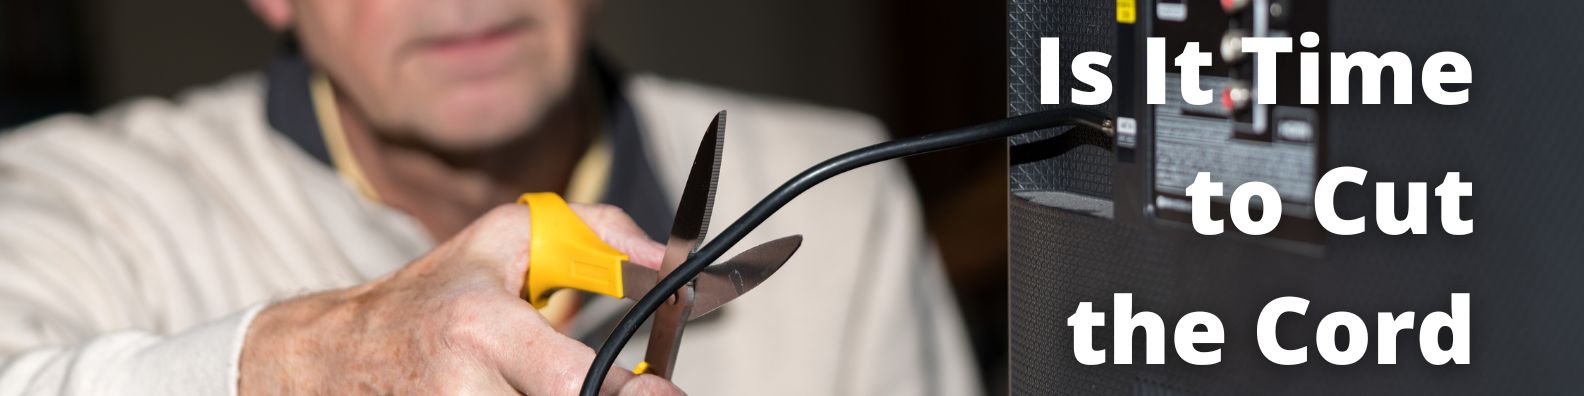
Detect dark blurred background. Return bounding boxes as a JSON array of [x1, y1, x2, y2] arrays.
[[0, 0, 1008, 392]]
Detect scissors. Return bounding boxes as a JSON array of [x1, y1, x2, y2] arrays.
[[516, 111, 799, 379]]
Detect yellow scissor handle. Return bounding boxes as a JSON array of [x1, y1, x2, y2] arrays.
[[517, 193, 630, 308]]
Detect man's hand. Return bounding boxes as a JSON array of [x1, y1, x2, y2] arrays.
[[238, 203, 679, 395]]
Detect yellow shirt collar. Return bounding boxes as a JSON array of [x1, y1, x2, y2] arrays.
[[307, 73, 613, 204]]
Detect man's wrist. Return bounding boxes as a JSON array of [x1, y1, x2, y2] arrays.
[[237, 288, 359, 395]]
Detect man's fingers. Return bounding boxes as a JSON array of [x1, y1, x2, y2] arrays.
[[487, 299, 680, 395], [569, 203, 665, 269], [481, 203, 673, 394], [486, 299, 599, 394], [617, 374, 686, 396], [596, 365, 637, 396]]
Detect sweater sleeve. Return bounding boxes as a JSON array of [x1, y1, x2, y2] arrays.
[[0, 304, 265, 396], [0, 182, 269, 396], [0, 116, 269, 396]]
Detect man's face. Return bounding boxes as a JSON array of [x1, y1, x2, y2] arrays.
[[289, 0, 592, 150]]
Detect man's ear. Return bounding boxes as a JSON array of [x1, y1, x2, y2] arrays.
[[247, 0, 294, 31]]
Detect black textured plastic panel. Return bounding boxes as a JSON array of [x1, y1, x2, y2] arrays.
[[1009, 197, 1182, 395], [1007, 0, 1116, 195]]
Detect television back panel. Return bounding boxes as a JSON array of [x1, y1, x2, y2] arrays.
[[1008, 0, 1584, 394]]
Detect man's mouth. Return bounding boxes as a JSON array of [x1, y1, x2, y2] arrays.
[[412, 18, 533, 79], [423, 19, 527, 52]]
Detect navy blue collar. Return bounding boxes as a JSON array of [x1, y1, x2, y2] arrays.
[[263, 51, 674, 241]]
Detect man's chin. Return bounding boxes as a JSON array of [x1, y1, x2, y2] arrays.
[[411, 121, 538, 153], [400, 78, 573, 153], [409, 101, 550, 152]]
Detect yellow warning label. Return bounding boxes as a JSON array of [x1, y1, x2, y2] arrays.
[[1117, 0, 1137, 24]]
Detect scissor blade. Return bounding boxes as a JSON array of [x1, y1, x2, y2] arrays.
[[644, 285, 693, 378], [688, 235, 802, 320], [644, 111, 726, 379], [659, 111, 725, 273], [620, 262, 658, 300]]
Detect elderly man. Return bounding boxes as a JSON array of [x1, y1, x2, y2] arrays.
[[0, 0, 979, 394]]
